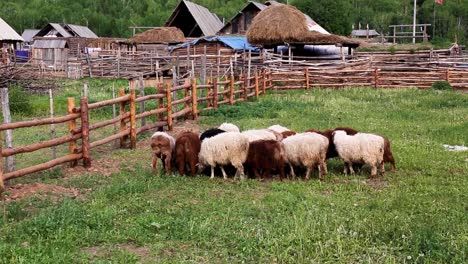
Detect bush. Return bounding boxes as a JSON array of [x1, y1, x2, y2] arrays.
[[7, 85, 33, 115], [431, 81, 453, 91]]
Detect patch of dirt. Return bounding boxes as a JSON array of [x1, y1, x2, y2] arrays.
[[365, 178, 389, 190], [83, 244, 151, 261], [62, 157, 121, 178], [3, 183, 81, 202]]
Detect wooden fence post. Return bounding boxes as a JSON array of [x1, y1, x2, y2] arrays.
[[157, 83, 164, 122], [229, 75, 235, 105], [191, 78, 198, 120], [119, 88, 127, 148], [1, 88, 15, 172], [67, 98, 77, 167], [138, 74, 146, 127], [262, 71, 267, 94], [374, 69, 379, 88], [49, 89, 56, 159], [305, 68, 310, 90], [80, 97, 91, 168], [255, 73, 259, 98], [0, 132, 4, 194], [243, 74, 248, 100], [445, 69, 450, 83], [166, 84, 173, 131], [213, 78, 218, 109], [130, 89, 137, 149]]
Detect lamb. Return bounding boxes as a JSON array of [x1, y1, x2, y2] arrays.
[[198, 132, 249, 180], [150, 132, 175, 175], [333, 130, 385, 178], [241, 129, 283, 142], [218, 122, 240, 133], [244, 140, 286, 180], [175, 131, 201, 176], [199, 128, 226, 141], [282, 132, 329, 180], [268, 125, 291, 133]]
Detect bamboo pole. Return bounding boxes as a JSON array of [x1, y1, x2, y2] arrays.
[[130, 89, 137, 149], [166, 84, 173, 131], [229, 75, 235, 105], [213, 78, 218, 109], [67, 98, 77, 167], [119, 88, 127, 148], [255, 73, 259, 98], [80, 97, 91, 168], [191, 78, 198, 120], [305, 68, 310, 89]]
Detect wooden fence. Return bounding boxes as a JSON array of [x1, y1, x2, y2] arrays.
[[270, 68, 468, 90], [0, 70, 273, 185]]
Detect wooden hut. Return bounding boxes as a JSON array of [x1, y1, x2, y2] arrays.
[[0, 17, 24, 64], [124, 27, 185, 54], [246, 4, 359, 57], [165, 0, 223, 37]]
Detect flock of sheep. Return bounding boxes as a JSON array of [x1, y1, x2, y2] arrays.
[[150, 123, 396, 181]]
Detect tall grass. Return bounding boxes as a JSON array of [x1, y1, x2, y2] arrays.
[[1, 87, 467, 263]]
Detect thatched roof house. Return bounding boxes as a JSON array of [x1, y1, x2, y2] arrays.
[[165, 0, 223, 37], [126, 27, 185, 45], [246, 5, 358, 48]]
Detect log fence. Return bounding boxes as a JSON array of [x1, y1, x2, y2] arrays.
[[0, 70, 273, 185]]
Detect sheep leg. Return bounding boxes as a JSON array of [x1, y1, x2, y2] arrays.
[[380, 161, 386, 176], [278, 164, 285, 181], [348, 162, 355, 175], [253, 168, 261, 179], [210, 166, 215, 179], [164, 153, 172, 174], [236, 165, 246, 181], [177, 160, 185, 176], [152, 155, 158, 175], [189, 159, 197, 177], [343, 162, 349, 174], [221, 166, 228, 180], [318, 163, 324, 181], [305, 166, 313, 181], [370, 165, 377, 178], [289, 164, 296, 180]]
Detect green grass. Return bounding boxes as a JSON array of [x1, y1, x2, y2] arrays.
[[1, 87, 467, 263]]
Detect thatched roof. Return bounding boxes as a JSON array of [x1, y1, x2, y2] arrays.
[[246, 5, 359, 47], [126, 27, 185, 44]]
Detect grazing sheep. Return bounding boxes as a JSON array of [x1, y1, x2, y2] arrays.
[[241, 129, 283, 142], [305, 127, 358, 160], [245, 140, 286, 180], [330, 127, 396, 172], [268, 125, 291, 133], [175, 131, 201, 176], [282, 132, 329, 180], [199, 128, 226, 141], [281, 130, 297, 139], [333, 130, 385, 178], [218, 122, 240, 133], [150, 132, 175, 175], [199, 132, 249, 180]]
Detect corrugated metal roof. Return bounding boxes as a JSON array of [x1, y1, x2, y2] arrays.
[[171, 36, 259, 51], [33, 39, 68, 49], [21, 29, 40, 42], [182, 0, 223, 36], [251, 2, 267, 10], [351, 29, 380, 37], [0, 17, 24, 42], [66, 24, 98, 38], [48, 23, 72, 37], [218, 1, 267, 33]]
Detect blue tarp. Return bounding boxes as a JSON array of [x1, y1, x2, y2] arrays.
[[171, 36, 259, 52]]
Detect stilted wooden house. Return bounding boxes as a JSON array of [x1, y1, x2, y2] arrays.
[[165, 0, 223, 37]]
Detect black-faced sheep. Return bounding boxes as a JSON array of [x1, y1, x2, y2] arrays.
[[218, 122, 240, 133], [199, 128, 226, 141], [150, 132, 175, 175], [175, 131, 201, 176]]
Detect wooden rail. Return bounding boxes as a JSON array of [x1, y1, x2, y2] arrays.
[[0, 70, 272, 186]]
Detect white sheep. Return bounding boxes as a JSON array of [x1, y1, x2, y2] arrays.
[[282, 132, 329, 180], [241, 129, 283, 142], [268, 124, 291, 133], [332, 130, 385, 178], [198, 132, 249, 180], [218, 122, 240, 133]]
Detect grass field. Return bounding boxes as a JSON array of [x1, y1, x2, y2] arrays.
[[1, 86, 467, 263]]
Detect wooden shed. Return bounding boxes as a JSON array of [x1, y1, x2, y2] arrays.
[[31, 38, 69, 69]]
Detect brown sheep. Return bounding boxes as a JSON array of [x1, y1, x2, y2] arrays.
[[150, 132, 175, 175], [175, 131, 201, 176], [281, 130, 297, 139], [245, 140, 286, 180]]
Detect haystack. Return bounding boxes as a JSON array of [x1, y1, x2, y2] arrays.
[[247, 5, 359, 47], [126, 27, 185, 44]]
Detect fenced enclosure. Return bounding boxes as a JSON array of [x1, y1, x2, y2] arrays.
[[0, 71, 273, 184]]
